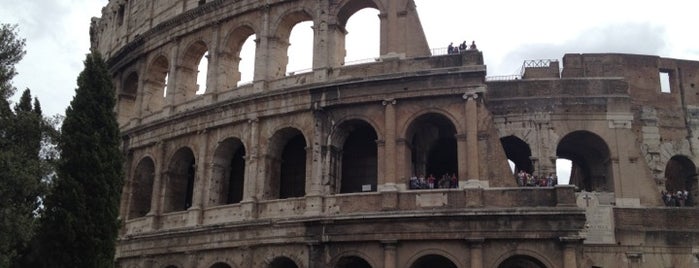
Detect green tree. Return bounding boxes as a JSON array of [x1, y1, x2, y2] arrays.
[[0, 24, 26, 111], [35, 52, 123, 268], [0, 23, 45, 268]]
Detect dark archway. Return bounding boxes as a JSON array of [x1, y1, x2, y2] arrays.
[[336, 255, 372, 268], [339, 120, 378, 193], [164, 147, 196, 212], [665, 155, 698, 206], [211, 138, 246, 205], [498, 255, 547, 268], [409, 254, 457, 268], [128, 157, 155, 219], [269, 257, 299, 268], [118, 72, 138, 125], [269, 128, 307, 199], [210, 262, 232, 268], [500, 135, 533, 174], [556, 131, 613, 192], [407, 113, 458, 179]]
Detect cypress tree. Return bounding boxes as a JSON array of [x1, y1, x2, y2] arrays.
[[36, 52, 123, 268]]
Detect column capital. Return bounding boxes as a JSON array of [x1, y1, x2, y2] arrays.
[[382, 99, 397, 106], [381, 240, 398, 248]]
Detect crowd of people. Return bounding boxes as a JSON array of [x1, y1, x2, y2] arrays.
[[661, 190, 691, 207], [409, 173, 459, 190], [447, 40, 477, 54], [515, 170, 558, 187]]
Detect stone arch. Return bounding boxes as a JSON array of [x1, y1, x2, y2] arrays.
[[556, 130, 613, 192], [209, 262, 233, 268], [267, 127, 307, 199], [491, 249, 554, 268], [405, 112, 459, 182], [500, 135, 534, 174], [336, 0, 384, 59], [178, 40, 209, 99], [268, 256, 300, 268], [496, 255, 548, 268], [128, 156, 155, 219], [271, 9, 314, 78], [143, 55, 169, 114], [408, 254, 458, 268], [210, 137, 246, 206], [335, 255, 373, 268], [163, 147, 197, 212], [330, 119, 379, 194], [118, 71, 139, 125], [664, 155, 697, 206], [222, 24, 258, 87], [336, 0, 383, 27]]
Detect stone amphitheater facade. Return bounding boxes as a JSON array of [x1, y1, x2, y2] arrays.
[[92, 0, 699, 267]]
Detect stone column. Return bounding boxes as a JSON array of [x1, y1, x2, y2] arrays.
[[133, 64, 146, 124], [148, 141, 166, 230], [308, 112, 325, 196], [307, 242, 323, 268], [456, 133, 468, 187], [242, 118, 259, 219], [467, 238, 484, 268], [382, 240, 397, 268], [163, 40, 180, 115], [464, 94, 479, 180], [559, 237, 581, 268], [204, 21, 220, 101], [187, 130, 209, 226], [381, 99, 398, 190]]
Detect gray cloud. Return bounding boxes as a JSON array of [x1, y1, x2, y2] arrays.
[[490, 22, 667, 76]]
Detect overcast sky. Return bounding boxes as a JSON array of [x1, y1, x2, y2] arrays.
[[1, 0, 697, 117]]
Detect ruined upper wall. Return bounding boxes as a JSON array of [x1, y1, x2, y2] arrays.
[[91, 0, 431, 62]]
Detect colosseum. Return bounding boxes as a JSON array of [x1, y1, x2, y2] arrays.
[[91, 0, 699, 267]]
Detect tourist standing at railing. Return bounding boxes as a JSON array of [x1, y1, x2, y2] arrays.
[[469, 41, 477, 50], [448, 42, 455, 54], [459, 41, 467, 52], [427, 174, 436, 189]]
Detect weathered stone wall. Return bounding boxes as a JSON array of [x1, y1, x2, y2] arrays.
[[94, 1, 699, 268]]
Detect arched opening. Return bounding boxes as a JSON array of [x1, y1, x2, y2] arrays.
[[556, 158, 572, 185], [180, 41, 209, 99], [238, 34, 256, 85], [500, 135, 534, 174], [196, 51, 208, 95], [223, 26, 256, 87], [336, 256, 372, 268], [556, 131, 613, 192], [210, 263, 232, 268], [275, 11, 313, 78], [269, 257, 299, 268], [409, 254, 457, 268], [497, 255, 547, 268], [406, 113, 458, 184], [268, 128, 307, 199], [211, 138, 246, 205], [343, 8, 380, 65], [164, 147, 196, 212], [286, 20, 313, 75], [664, 155, 697, 206], [143, 55, 169, 114], [338, 120, 378, 193], [118, 72, 138, 125], [128, 157, 155, 219]]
